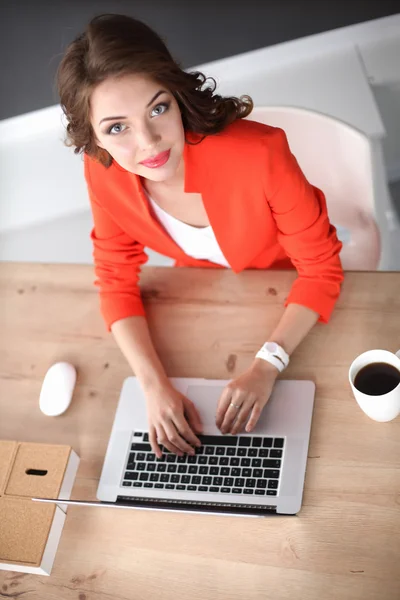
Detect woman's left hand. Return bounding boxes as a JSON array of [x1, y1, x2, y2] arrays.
[[216, 360, 279, 435]]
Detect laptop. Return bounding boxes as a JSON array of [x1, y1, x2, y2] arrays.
[[34, 376, 315, 517]]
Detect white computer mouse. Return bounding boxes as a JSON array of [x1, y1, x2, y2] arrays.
[[39, 362, 77, 416]]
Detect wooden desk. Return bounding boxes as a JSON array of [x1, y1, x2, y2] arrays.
[[0, 264, 399, 600]]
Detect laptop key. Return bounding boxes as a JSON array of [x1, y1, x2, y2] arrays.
[[192, 476, 201, 485], [214, 477, 223, 486], [150, 473, 159, 482], [157, 464, 166, 472], [224, 478, 234, 487], [221, 467, 230, 476], [244, 489, 254, 494], [124, 472, 138, 480], [166, 484, 174, 489], [248, 449, 257, 457], [131, 443, 152, 452], [147, 463, 156, 472], [161, 474, 169, 482], [267, 490, 278, 496], [255, 489, 266, 495], [199, 435, 237, 446], [137, 463, 146, 471], [219, 457, 229, 466], [234, 478, 245, 487], [253, 469, 263, 478], [205, 446, 215, 455], [177, 455, 186, 463], [139, 473, 149, 481], [198, 486, 208, 492], [262, 438, 273, 448], [171, 475, 180, 483], [231, 468, 241, 477], [239, 437, 251, 447], [209, 457, 218, 465], [122, 481, 132, 486], [133, 432, 142, 437], [146, 453, 156, 462], [238, 448, 246, 456], [188, 466, 198, 474], [230, 457, 240, 466], [133, 482, 143, 487], [242, 468, 252, 478], [221, 488, 231, 493], [167, 454, 176, 463], [268, 480, 279, 489], [144, 483, 153, 488], [227, 448, 236, 456], [178, 465, 188, 474], [274, 438, 285, 448], [216, 447, 225, 456], [256, 480, 267, 488], [202, 477, 212, 485], [188, 455, 197, 464], [263, 459, 282, 469], [199, 467, 208, 475], [252, 438, 262, 447], [264, 470, 280, 479], [210, 467, 219, 475], [209, 487, 219, 492], [167, 465, 177, 473], [259, 449, 268, 457], [177, 485, 186, 490], [252, 459, 262, 468], [188, 485, 197, 491], [270, 449, 283, 458], [155, 483, 164, 489], [232, 488, 241, 494], [246, 479, 256, 488], [241, 458, 251, 467], [199, 456, 208, 465], [182, 475, 190, 484]]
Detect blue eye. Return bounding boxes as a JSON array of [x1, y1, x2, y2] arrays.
[[151, 102, 169, 117], [107, 123, 127, 135]]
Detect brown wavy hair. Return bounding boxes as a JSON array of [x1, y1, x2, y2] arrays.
[[57, 13, 253, 167]]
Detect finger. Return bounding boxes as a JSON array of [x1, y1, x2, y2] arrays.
[[220, 391, 246, 433], [231, 401, 255, 435], [164, 421, 196, 455], [175, 415, 201, 448], [184, 400, 203, 435], [156, 425, 184, 456], [245, 401, 263, 432], [215, 386, 233, 429], [149, 425, 162, 458]]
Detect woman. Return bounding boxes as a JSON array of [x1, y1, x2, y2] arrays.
[[57, 14, 343, 458]]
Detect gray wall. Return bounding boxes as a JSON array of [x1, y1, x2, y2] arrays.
[[1, 0, 399, 120]]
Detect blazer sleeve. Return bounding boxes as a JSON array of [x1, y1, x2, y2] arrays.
[[263, 128, 344, 323], [85, 159, 148, 330]]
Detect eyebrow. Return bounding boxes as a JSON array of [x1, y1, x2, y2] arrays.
[[98, 90, 168, 125]]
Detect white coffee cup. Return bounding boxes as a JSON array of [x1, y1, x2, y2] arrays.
[[349, 349, 400, 422]]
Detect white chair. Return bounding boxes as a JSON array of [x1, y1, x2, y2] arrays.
[[248, 106, 400, 271]]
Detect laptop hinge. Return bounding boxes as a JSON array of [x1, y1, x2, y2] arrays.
[[116, 495, 277, 515]]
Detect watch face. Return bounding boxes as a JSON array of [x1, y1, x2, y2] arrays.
[[265, 342, 278, 353]]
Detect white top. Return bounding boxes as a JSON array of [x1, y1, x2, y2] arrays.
[[148, 196, 230, 267]]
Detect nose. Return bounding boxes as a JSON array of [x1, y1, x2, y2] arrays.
[[136, 122, 161, 151]]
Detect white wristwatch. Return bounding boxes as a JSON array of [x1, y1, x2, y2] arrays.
[[255, 342, 290, 373]]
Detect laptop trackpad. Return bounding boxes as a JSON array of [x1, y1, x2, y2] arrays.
[[186, 385, 225, 431]]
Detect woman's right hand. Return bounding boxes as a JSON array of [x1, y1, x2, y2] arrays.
[[144, 381, 203, 458]]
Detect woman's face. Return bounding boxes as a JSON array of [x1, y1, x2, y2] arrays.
[[90, 73, 185, 181]]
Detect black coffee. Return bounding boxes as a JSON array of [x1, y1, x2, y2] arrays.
[[354, 362, 400, 396]]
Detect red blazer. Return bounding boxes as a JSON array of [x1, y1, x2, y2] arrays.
[[84, 119, 343, 330]]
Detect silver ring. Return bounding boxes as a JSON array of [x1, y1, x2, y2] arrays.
[[230, 402, 241, 410]]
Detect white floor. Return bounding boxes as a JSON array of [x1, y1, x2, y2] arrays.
[[0, 181, 399, 267]]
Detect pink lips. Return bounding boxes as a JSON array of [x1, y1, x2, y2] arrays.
[[140, 149, 171, 169]]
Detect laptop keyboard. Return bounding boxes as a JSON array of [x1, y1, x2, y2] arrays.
[[122, 432, 285, 497]]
